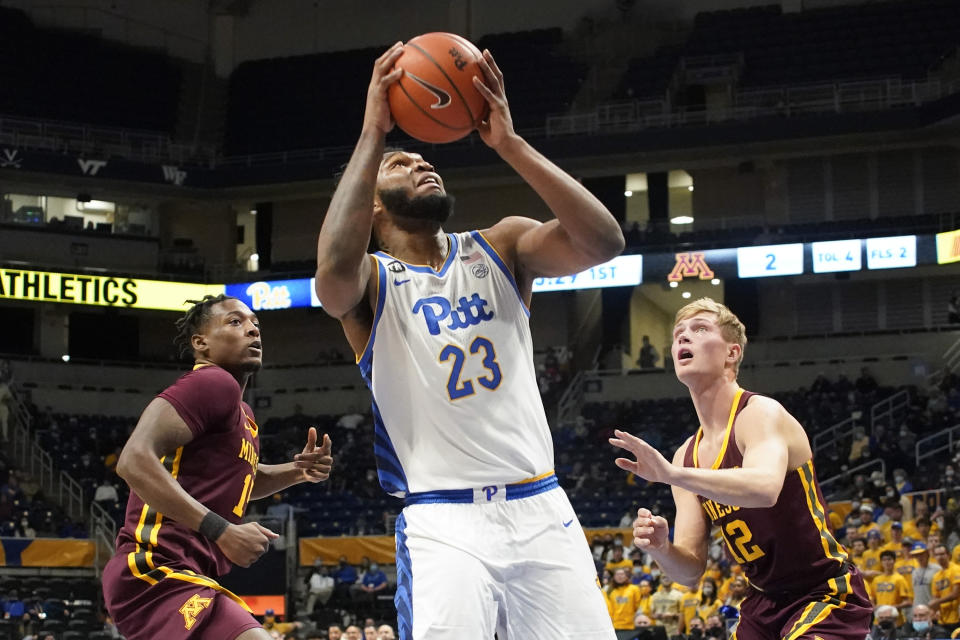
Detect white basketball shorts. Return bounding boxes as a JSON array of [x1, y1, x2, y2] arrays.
[[394, 473, 615, 640]]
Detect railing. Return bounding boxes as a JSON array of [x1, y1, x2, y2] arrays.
[[9, 384, 88, 524], [813, 386, 915, 455], [545, 76, 960, 138], [6, 71, 958, 173], [870, 388, 911, 433], [915, 423, 960, 467], [0, 113, 217, 165], [90, 500, 117, 576], [556, 371, 585, 426], [820, 458, 885, 498], [812, 415, 860, 455], [903, 487, 960, 512], [941, 336, 960, 376]]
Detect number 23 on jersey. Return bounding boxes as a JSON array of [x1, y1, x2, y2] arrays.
[[439, 336, 503, 401]]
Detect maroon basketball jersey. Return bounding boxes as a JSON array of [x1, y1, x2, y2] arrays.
[[683, 389, 847, 593], [115, 364, 260, 579]]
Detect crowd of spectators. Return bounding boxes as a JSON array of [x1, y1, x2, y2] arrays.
[[6, 360, 960, 638]]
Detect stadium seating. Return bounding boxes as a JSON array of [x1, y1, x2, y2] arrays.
[[684, 0, 960, 87], [0, 7, 181, 132], [224, 28, 586, 155]]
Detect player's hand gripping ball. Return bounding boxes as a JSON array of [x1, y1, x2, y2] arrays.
[[388, 32, 489, 143]]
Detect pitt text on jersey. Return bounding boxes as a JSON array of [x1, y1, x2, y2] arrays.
[[412, 293, 495, 335]]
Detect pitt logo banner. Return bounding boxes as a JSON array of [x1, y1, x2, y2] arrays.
[[668, 252, 715, 282]]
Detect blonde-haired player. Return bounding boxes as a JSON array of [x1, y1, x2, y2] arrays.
[[610, 298, 872, 639]]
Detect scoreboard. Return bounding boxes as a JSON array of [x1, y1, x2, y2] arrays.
[[3, 232, 952, 312]]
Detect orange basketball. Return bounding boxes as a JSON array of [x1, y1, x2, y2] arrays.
[[388, 32, 489, 144]]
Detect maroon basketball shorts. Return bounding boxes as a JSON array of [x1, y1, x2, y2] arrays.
[[102, 548, 261, 640], [731, 565, 873, 640]]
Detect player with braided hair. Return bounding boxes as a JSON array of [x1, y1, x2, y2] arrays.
[[103, 295, 334, 640]]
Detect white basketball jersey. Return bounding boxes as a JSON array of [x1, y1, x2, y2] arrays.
[[358, 231, 554, 496]]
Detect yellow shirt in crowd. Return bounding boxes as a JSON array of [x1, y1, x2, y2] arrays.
[[932, 563, 960, 625], [870, 572, 911, 607], [606, 583, 644, 630], [895, 557, 918, 589], [680, 591, 699, 632], [861, 548, 883, 580]]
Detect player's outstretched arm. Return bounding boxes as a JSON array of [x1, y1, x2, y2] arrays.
[[315, 42, 404, 319], [611, 399, 790, 509], [251, 428, 333, 500], [117, 397, 279, 567], [634, 445, 710, 588], [472, 50, 624, 279]]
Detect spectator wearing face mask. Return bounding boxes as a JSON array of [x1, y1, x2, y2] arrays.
[[703, 613, 726, 639], [892, 469, 914, 496], [869, 605, 899, 639], [685, 616, 705, 639], [357, 561, 388, 604], [899, 603, 947, 638], [696, 578, 721, 626]]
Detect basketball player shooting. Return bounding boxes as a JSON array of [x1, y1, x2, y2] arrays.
[[314, 42, 624, 639], [609, 298, 872, 639], [102, 295, 334, 640]]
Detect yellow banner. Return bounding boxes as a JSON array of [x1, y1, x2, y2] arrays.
[[0, 268, 224, 311], [300, 535, 396, 566], [937, 229, 960, 265], [299, 528, 635, 566], [0, 538, 94, 567]]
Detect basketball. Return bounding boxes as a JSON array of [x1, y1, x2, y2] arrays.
[[388, 32, 489, 144]]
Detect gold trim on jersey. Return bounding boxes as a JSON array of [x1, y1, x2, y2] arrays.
[[134, 447, 184, 547], [797, 460, 847, 566], [355, 254, 381, 364], [240, 407, 259, 438], [513, 470, 555, 484], [692, 388, 744, 469]]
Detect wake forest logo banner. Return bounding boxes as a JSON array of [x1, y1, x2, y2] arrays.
[[0, 268, 224, 311]]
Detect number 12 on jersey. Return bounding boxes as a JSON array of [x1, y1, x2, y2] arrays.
[[439, 336, 502, 401]]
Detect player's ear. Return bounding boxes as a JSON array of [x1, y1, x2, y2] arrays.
[[191, 332, 207, 357], [727, 343, 741, 365]]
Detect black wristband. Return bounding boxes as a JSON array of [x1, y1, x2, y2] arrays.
[[199, 511, 229, 542]]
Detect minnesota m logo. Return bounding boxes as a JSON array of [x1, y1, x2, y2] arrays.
[[179, 593, 212, 630], [668, 252, 714, 282]]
